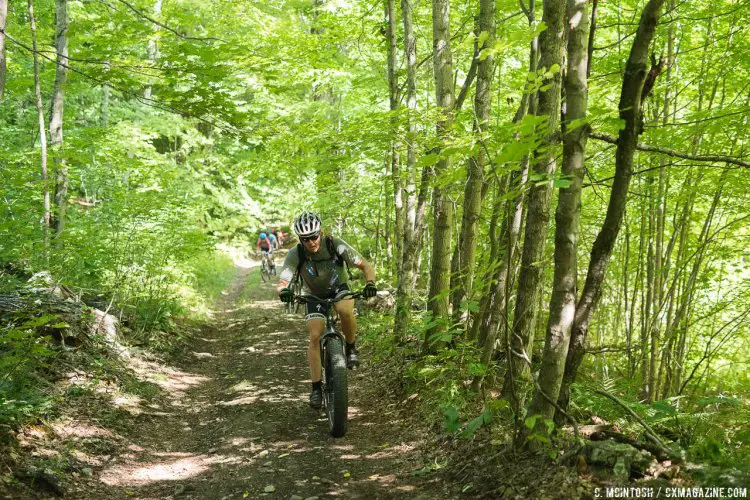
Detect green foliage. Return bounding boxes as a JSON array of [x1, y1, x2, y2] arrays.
[[0, 320, 57, 427], [570, 382, 750, 471]]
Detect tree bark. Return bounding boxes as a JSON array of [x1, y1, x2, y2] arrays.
[[394, 0, 420, 342], [0, 0, 7, 101], [528, 0, 590, 421], [49, 0, 69, 240], [502, 0, 565, 409], [423, 0, 456, 351], [101, 61, 110, 127], [28, 0, 51, 251], [450, 0, 495, 327], [385, 0, 404, 283], [144, 0, 163, 100], [558, 0, 666, 411]]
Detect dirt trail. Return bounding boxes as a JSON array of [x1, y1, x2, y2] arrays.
[[16, 265, 443, 499]]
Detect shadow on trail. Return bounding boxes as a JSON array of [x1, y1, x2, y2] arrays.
[[83, 265, 437, 499]]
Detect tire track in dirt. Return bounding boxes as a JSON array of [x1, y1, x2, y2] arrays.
[[90, 265, 442, 499]]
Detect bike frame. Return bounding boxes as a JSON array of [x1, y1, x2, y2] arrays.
[[294, 291, 361, 437]]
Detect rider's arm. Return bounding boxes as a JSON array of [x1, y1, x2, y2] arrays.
[[353, 258, 375, 283], [276, 248, 299, 293]]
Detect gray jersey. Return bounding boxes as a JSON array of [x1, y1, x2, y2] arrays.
[[279, 236, 363, 297]]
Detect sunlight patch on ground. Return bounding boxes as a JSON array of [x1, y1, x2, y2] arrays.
[[328, 444, 355, 451], [220, 303, 256, 313], [196, 337, 220, 343], [229, 380, 258, 392], [250, 300, 285, 311], [129, 358, 210, 395], [227, 437, 251, 446], [100, 454, 240, 486], [71, 449, 106, 466], [30, 447, 59, 459], [248, 345, 302, 357], [111, 393, 145, 414], [219, 394, 259, 406], [51, 420, 115, 439], [217, 243, 255, 269]]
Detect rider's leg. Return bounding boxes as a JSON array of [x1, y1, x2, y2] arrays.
[[307, 318, 325, 382], [335, 299, 356, 344], [335, 299, 359, 368]]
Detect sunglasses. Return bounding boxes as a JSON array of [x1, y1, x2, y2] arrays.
[[300, 234, 320, 243]]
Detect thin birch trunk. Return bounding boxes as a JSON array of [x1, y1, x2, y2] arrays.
[[0, 0, 7, 101], [386, 0, 403, 282], [394, 0, 420, 342], [28, 0, 51, 251], [101, 60, 110, 127], [144, 0, 163, 100]]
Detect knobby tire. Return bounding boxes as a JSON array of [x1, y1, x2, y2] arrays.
[[323, 336, 348, 437], [260, 259, 270, 283]]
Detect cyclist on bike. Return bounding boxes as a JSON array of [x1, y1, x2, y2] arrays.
[[257, 232, 276, 273], [276, 211, 377, 409], [272, 227, 285, 247]]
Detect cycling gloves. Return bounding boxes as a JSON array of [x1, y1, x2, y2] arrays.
[[363, 281, 377, 299], [279, 287, 294, 303]]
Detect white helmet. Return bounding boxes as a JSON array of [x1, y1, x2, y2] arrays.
[[293, 211, 322, 237]]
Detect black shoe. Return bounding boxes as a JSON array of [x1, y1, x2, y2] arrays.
[[346, 346, 359, 370], [309, 388, 322, 409]]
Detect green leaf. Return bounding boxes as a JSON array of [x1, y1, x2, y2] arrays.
[[524, 415, 539, 430], [443, 406, 461, 433]]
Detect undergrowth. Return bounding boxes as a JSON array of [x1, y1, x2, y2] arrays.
[[0, 246, 238, 432]]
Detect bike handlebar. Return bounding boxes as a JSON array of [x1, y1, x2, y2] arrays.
[[294, 290, 363, 304]]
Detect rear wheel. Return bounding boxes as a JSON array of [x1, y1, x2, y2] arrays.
[[323, 336, 348, 437]]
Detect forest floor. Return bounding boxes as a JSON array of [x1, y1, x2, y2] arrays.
[[1, 263, 458, 499]]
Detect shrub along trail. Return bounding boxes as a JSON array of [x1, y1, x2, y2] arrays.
[[5, 265, 446, 499]]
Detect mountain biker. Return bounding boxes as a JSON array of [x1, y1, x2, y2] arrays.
[[273, 227, 285, 247], [257, 232, 276, 272], [268, 231, 279, 251], [276, 211, 377, 409]]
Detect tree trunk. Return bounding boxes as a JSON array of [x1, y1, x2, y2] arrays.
[[28, 0, 51, 251], [528, 0, 590, 421], [502, 0, 565, 410], [49, 0, 69, 240], [424, 0, 456, 351], [394, 0, 420, 342], [0, 0, 7, 101], [144, 0, 163, 100], [101, 61, 110, 127], [558, 0, 666, 411], [450, 0, 495, 327], [385, 0, 404, 282], [471, 158, 528, 391]]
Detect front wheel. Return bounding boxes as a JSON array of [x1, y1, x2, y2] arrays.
[[323, 336, 348, 437], [260, 258, 270, 282]]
